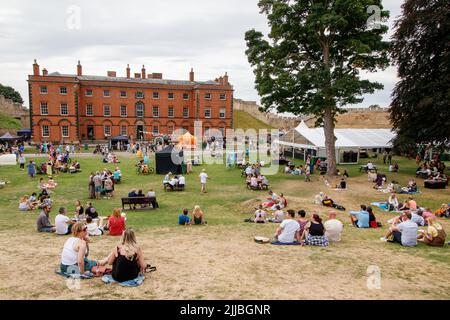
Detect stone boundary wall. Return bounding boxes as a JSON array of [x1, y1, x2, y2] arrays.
[[233, 98, 391, 130]]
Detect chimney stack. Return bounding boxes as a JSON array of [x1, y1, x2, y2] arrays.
[[189, 68, 194, 82], [134, 73, 141, 79], [223, 72, 229, 85], [126, 64, 131, 79], [33, 59, 40, 76], [141, 65, 146, 79], [77, 60, 82, 76], [42, 68, 48, 76], [107, 71, 117, 77]]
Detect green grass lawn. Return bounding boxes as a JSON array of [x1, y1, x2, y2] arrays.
[[0, 151, 449, 299]]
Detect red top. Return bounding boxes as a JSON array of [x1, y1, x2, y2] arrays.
[[108, 216, 125, 236]]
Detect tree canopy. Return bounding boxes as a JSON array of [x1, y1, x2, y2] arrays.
[[245, 0, 390, 174], [0, 84, 24, 104], [390, 0, 450, 150]]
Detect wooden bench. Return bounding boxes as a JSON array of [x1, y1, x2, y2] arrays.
[[121, 197, 157, 210]]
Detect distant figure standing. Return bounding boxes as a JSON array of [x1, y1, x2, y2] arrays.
[[27, 160, 36, 178], [199, 169, 210, 194], [383, 151, 388, 164], [387, 152, 392, 165]]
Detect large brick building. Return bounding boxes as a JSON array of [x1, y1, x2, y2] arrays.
[[28, 60, 234, 143]]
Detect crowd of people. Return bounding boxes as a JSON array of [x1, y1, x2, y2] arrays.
[[88, 169, 122, 199]]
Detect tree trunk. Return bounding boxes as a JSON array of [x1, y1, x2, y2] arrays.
[[323, 106, 337, 176], [322, 41, 337, 176]]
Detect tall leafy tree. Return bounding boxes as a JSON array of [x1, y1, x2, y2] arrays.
[[0, 84, 24, 104], [245, 0, 390, 175], [390, 0, 450, 151]]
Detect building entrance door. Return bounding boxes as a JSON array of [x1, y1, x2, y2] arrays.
[[137, 125, 144, 141], [87, 125, 94, 141]]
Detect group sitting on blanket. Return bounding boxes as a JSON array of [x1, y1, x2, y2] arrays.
[[19, 194, 39, 211], [269, 210, 345, 246], [416, 161, 447, 179], [242, 162, 264, 177], [380, 212, 446, 247], [59, 225, 152, 285], [39, 177, 58, 190], [103, 152, 120, 164], [246, 174, 270, 190], [162, 172, 185, 191], [261, 190, 287, 210]]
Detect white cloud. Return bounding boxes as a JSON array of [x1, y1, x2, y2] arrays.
[[0, 0, 403, 109]]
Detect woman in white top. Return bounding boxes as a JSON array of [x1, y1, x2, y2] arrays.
[[388, 193, 399, 211], [60, 222, 105, 274]]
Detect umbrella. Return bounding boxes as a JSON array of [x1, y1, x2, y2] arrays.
[[0, 132, 20, 141]]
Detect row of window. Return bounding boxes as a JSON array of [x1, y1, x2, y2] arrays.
[[39, 103, 226, 118], [39, 86, 227, 101], [40, 125, 225, 138]]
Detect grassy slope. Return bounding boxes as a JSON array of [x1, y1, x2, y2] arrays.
[[233, 109, 274, 130], [0, 113, 21, 130]]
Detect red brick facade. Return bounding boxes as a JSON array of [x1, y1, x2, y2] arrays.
[[28, 61, 234, 143]]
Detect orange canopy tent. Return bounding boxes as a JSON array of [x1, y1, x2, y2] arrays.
[[177, 132, 197, 148]]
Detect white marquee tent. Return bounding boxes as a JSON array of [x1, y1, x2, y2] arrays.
[[274, 121, 396, 164]]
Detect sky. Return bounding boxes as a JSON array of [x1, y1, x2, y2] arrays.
[[0, 0, 403, 109]]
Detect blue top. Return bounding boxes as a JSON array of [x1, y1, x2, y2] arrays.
[[128, 192, 138, 197], [178, 214, 191, 225], [350, 210, 370, 228]]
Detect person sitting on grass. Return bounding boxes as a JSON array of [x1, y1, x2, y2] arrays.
[[349, 205, 370, 229], [19, 196, 32, 211], [435, 204, 450, 218], [178, 209, 191, 225], [303, 214, 329, 247], [107, 208, 126, 236], [100, 229, 147, 285], [262, 190, 278, 208], [388, 193, 399, 211], [254, 205, 267, 223], [36, 205, 56, 233], [192, 205, 207, 225], [268, 205, 284, 223], [271, 210, 300, 244], [367, 206, 379, 228], [46, 177, 58, 189], [324, 211, 343, 242], [380, 212, 418, 247], [60, 222, 100, 276], [248, 174, 259, 190], [86, 216, 103, 236], [417, 217, 447, 247], [85, 202, 99, 219], [296, 210, 309, 236], [398, 200, 410, 211], [55, 207, 76, 236]]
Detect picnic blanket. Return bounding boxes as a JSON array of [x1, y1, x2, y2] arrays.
[[270, 241, 302, 246], [101, 274, 145, 287], [371, 202, 390, 211], [55, 269, 94, 279]]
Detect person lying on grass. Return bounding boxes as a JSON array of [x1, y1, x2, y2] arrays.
[[380, 211, 418, 247], [271, 210, 300, 244], [60, 222, 105, 275]]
